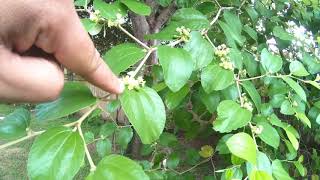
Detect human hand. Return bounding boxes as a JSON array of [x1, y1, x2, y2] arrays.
[[0, 0, 123, 103]]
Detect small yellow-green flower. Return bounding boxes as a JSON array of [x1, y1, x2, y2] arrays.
[[199, 145, 214, 158]]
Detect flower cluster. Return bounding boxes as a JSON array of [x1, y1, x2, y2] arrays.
[[107, 13, 126, 27], [256, 19, 266, 33], [215, 44, 234, 71], [175, 26, 191, 42], [241, 94, 254, 112], [121, 72, 146, 90], [251, 125, 264, 135], [89, 10, 102, 23], [286, 21, 315, 52], [266, 37, 279, 54]]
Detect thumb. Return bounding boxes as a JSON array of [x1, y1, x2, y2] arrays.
[[0, 46, 64, 103]]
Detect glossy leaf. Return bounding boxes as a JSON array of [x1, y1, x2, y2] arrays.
[[103, 43, 146, 75], [96, 139, 112, 157], [120, 0, 151, 16], [272, 160, 293, 180], [289, 61, 309, 77], [0, 108, 30, 140], [201, 64, 234, 93], [89, 154, 149, 180], [158, 46, 193, 92], [199, 88, 220, 113], [81, 19, 103, 36], [257, 121, 280, 149], [120, 87, 166, 144], [94, 0, 126, 20], [285, 127, 299, 150], [282, 76, 307, 102], [116, 127, 133, 150], [246, 152, 272, 175], [295, 112, 311, 128], [273, 26, 293, 41], [172, 8, 210, 30], [35, 82, 97, 121], [249, 170, 273, 180], [184, 31, 214, 69], [260, 48, 283, 73], [242, 81, 262, 112], [165, 85, 189, 109], [213, 100, 252, 133], [226, 132, 257, 165], [28, 127, 85, 180]]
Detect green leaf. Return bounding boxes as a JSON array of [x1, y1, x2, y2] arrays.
[[226, 132, 257, 165], [35, 82, 97, 121], [186, 149, 200, 165], [257, 121, 280, 149], [96, 139, 112, 157], [243, 25, 258, 41], [282, 76, 307, 102], [120, 87, 165, 144], [260, 48, 283, 73], [242, 81, 262, 112], [294, 161, 306, 176], [201, 64, 234, 93], [219, 21, 245, 47], [94, 0, 126, 20], [305, 80, 320, 90], [159, 132, 178, 147], [165, 85, 189, 110], [280, 100, 295, 115], [145, 22, 180, 40], [106, 100, 121, 113], [167, 152, 180, 169], [28, 127, 84, 180], [243, 52, 258, 77], [249, 170, 273, 180], [120, 0, 151, 16], [89, 154, 149, 180], [172, 8, 210, 30], [75, 0, 91, 7], [295, 112, 311, 128], [116, 127, 133, 150], [285, 127, 299, 150], [84, 131, 95, 143], [246, 152, 272, 175], [213, 100, 252, 133], [103, 43, 146, 75], [81, 19, 103, 36], [272, 160, 293, 180], [100, 122, 117, 137], [158, 46, 193, 92], [199, 88, 220, 113], [216, 134, 232, 155], [184, 31, 214, 69], [0, 108, 31, 140], [289, 61, 309, 77], [273, 26, 293, 41]]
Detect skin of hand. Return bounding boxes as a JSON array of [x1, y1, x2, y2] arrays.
[[0, 0, 124, 103]]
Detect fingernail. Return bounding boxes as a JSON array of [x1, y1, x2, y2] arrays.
[[118, 79, 125, 94]]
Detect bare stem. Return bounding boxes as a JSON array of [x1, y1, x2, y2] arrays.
[[77, 125, 96, 171], [249, 122, 258, 150], [235, 74, 244, 106], [118, 25, 150, 50], [171, 158, 210, 175], [0, 130, 44, 150], [239, 74, 267, 81], [168, 39, 183, 47], [0, 104, 98, 150], [132, 48, 156, 77]]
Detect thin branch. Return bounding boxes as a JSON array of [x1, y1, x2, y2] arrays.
[[239, 74, 267, 81], [249, 122, 259, 150], [0, 130, 44, 150], [235, 74, 244, 106], [132, 48, 156, 77], [78, 125, 96, 171], [0, 104, 98, 150], [170, 158, 210, 175], [118, 25, 150, 50], [204, 34, 216, 50], [168, 39, 183, 47]]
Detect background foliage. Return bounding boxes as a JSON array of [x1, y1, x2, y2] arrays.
[[1, 0, 320, 179]]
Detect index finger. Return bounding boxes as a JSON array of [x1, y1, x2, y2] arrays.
[[35, 1, 123, 94]]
